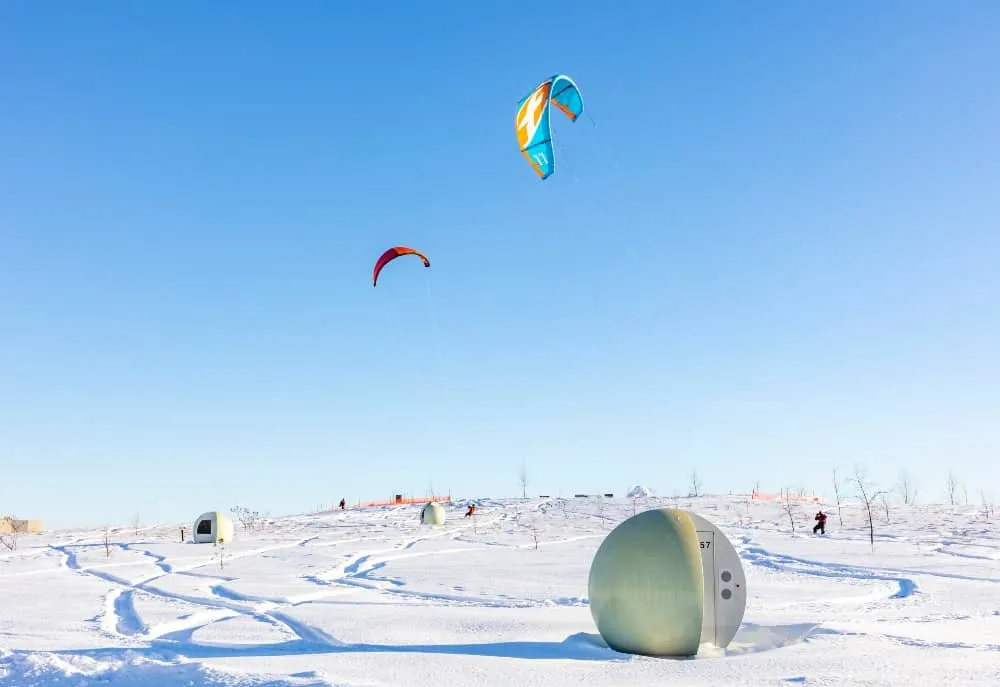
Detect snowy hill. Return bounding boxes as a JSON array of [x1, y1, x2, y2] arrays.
[[1, 494, 998, 686]]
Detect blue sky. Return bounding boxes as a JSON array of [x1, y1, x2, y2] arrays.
[[2, 1, 999, 528]]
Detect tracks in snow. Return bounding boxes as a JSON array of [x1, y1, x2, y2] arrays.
[[17, 507, 601, 659]]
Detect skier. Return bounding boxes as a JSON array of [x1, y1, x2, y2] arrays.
[[464, 504, 476, 518], [813, 510, 827, 535], [339, 498, 346, 510]]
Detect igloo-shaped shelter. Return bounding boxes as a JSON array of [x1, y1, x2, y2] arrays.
[[192, 511, 234, 544], [420, 501, 445, 526], [627, 485, 654, 498], [588, 508, 705, 657], [587, 507, 748, 658]]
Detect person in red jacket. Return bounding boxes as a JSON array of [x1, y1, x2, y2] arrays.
[[465, 504, 476, 518], [813, 510, 827, 535]]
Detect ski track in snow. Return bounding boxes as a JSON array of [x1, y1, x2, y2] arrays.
[[1, 497, 999, 686]]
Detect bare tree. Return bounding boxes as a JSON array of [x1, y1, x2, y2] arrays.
[[738, 489, 753, 527], [897, 471, 916, 505], [945, 472, 960, 506], [214, 538, 228, 570], [782, 489, 797, 534], [981, 491, 995, 521], [880, 493, 891, 525], [103, 527, 112, 558], [831, 468, 844, 527], [529, 517, 541, 550], [231, 505, 261, 533], [131, 511, 141, 537], [518, 461, 529, 499], [853, 466, 887, 552], [596, 496, 607, 529], [689, 471, 702, 498]]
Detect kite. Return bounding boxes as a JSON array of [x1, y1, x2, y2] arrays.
[[372, 246, 430, 287], [514, 74, 584, 180]]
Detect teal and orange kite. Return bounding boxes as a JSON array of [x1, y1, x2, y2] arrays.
[[515, 74, 584, 180]]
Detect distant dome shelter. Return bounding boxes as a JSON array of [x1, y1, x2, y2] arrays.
[[192, 511, 234, 544], [420, 501, 446, 526]]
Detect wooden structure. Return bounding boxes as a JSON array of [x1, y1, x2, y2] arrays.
[[0, 517, 43, 534]]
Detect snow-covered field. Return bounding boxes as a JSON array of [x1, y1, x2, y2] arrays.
[[1, 494, 998, 686]]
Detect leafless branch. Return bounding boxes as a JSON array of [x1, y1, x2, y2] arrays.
[[231, 505, 260, 533], [782, 489, 797, 534], [981, 491, 995, 521], [832, 468, 844, 527], [897, 471, 916, 505], [853, 466, 887, 551], [945, 472, 960, 506], [689, 471, 702, 498]]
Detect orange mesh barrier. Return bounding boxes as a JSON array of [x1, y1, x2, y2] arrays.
[[359, 495, 452, 508], [751, 490, 820, 503]]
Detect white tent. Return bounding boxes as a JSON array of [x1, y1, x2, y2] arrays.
[[192, 511, 234, 544]]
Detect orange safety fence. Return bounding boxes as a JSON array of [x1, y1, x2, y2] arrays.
[[751, 490, 820, 503], [359, 495, 452, 508]]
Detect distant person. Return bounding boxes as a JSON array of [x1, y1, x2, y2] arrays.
[[339, 498, 346, 510], [813, 510, 827, 535], [465, 505, 476, 518], [180, 527, 185, 542]]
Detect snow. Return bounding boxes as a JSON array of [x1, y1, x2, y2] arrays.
[[1, 496, 998, 686], [627, 485, 654, 498]]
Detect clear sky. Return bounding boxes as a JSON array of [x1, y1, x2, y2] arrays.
[[2, 1, 999, 529]]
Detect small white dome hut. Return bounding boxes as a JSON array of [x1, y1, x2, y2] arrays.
[[420, 501, 446, 526], [588, 508, 704, 657], [192, 511, 234, 544]]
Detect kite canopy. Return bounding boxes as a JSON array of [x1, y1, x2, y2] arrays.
[[372, 246, 430, 287], [515, 74, 584, 179]]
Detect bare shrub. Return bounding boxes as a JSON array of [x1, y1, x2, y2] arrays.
[[831, 468, 844, 527], [945, 472, 960, 506], [981, 491, 995, 521], [231, 506, 261, 534], [529, 517, 541, 550], [897, 471, 917, 505], [782, 489, 797, 534], [689, 471, 702, 497], [853, 466, 886, 552]]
